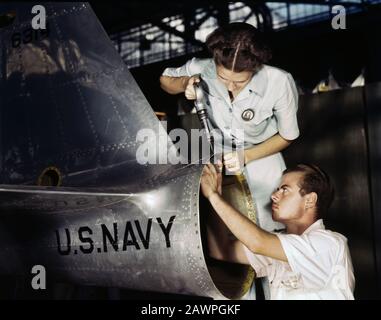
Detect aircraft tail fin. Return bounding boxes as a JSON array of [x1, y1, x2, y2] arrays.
[[0, 2, 176, 187]]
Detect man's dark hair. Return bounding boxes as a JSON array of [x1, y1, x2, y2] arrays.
[[205, 22, 272, 73], [284, 164, 335, 218]]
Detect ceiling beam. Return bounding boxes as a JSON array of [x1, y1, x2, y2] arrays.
[[153, 21, 205, 48], [259, 0, 365, 7]]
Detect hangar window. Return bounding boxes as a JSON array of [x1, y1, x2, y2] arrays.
[[110, 0, 381, 68]]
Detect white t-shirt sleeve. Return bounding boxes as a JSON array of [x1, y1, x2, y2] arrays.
[[273, 73, 300, 140], [161, 57, 200, 77], [277, 231, 341, 289], [243, 245, 274, 278]]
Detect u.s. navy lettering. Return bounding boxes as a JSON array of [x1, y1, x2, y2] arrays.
[[55, 215, 176, 255]]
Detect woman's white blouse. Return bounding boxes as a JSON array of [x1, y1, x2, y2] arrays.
[[162, 58, 300, 148]]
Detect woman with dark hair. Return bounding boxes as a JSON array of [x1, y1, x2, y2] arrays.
[[160, 22, 299, 253]]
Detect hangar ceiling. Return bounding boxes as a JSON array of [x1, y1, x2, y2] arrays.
[[91, 0, 372, 34], [90, 0, 380, 68]]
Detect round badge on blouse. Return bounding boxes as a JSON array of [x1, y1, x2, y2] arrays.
[[241, 109, 255, 121]]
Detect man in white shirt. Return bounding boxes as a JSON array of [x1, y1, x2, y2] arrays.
[[201, 162, 355, 300]]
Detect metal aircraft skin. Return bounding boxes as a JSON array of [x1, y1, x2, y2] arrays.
[[0, 2, 255, 299]]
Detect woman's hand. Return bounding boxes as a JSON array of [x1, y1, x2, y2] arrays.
[[223, 151, 245, 174], [201, 161, 223, 199], [184, 75, 200, 100]]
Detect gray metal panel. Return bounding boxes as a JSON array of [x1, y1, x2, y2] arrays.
[[365, 83, 381, 298], [283, 87, 377, 299], [0, 2, 177, 187], [0, 3, 256, 299], [0, 168, 219, 297]]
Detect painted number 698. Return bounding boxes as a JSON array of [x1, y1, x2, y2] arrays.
[[11, 25, 49, 48]]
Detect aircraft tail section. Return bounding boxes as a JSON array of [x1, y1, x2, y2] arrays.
[[0, 2, 174, 187]]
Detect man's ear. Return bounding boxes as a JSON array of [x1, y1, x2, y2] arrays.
[[305, 192, 318, 209]]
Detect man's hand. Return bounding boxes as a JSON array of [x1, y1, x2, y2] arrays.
[[184, 75, 200, 100], [201, 161, 223, 199]]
